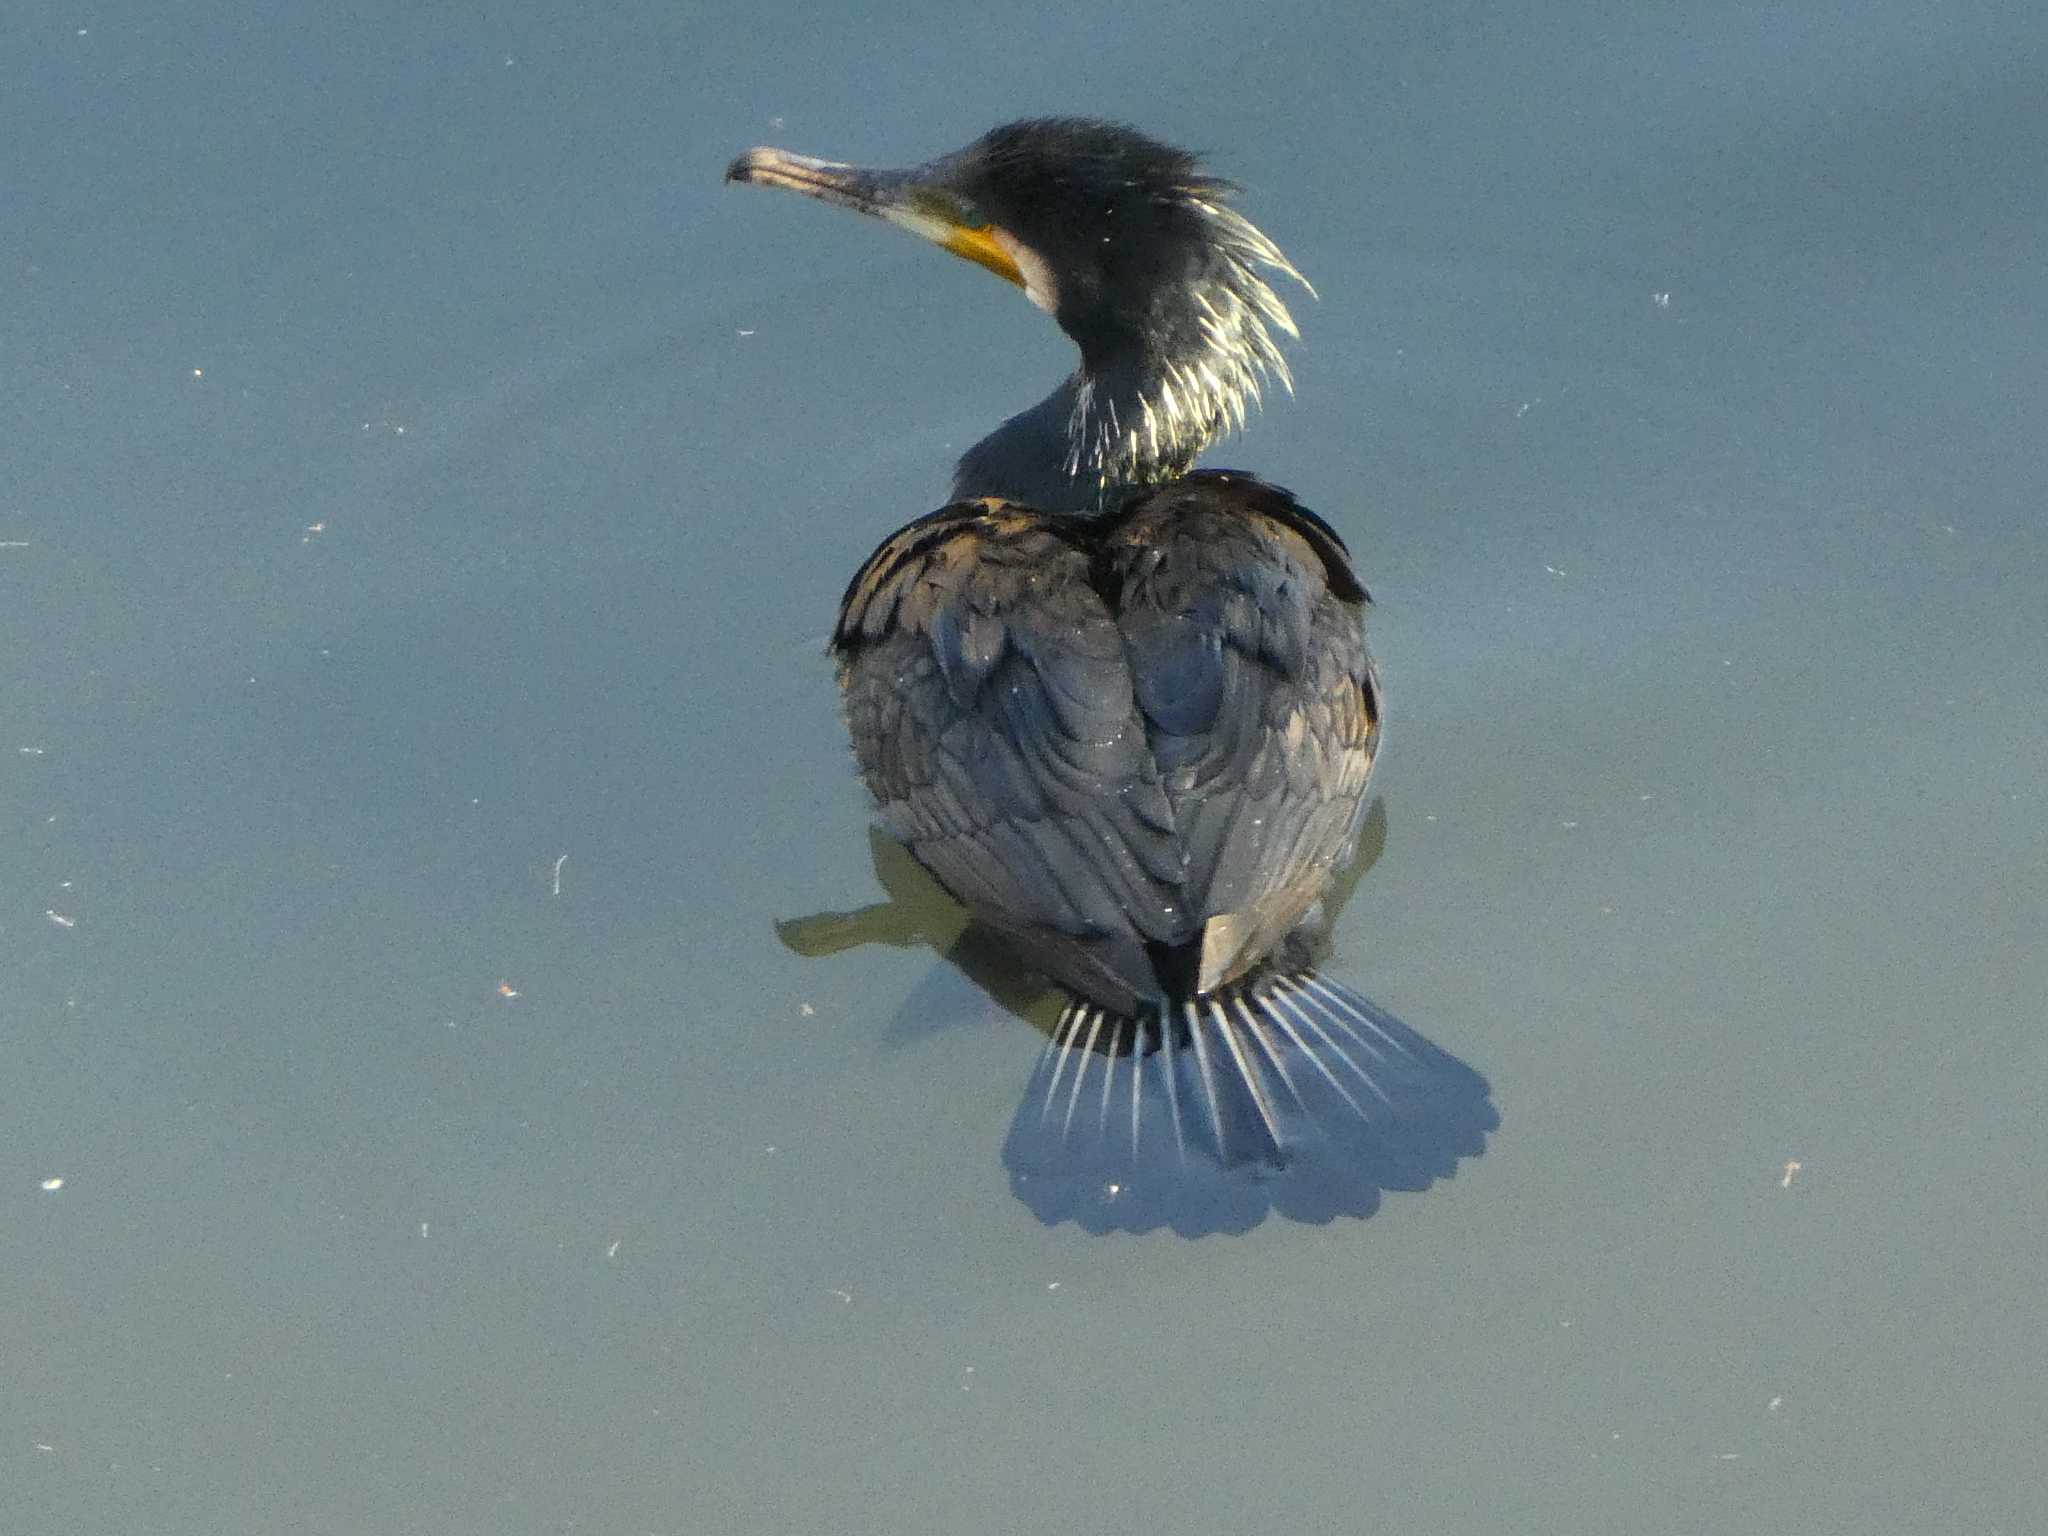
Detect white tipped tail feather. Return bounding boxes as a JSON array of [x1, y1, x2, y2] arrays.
[[1003, 971, 1498, 1232]]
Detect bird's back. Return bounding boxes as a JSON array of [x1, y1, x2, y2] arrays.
[[834, 471, 1379, 1017]]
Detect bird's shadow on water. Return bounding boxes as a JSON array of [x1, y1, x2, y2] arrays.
[[775, 801, 1500, 1237]]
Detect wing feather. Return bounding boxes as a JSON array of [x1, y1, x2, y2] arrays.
[[1107, 472, 1379, 989], [835, 504, 1190, 1008], [833, 475, 1377, 1008]]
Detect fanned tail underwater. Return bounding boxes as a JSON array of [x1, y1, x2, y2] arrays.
[[1003, 970, 1499, 1234]]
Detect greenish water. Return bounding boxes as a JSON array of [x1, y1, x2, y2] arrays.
[[5, 2, 2042, 1531]]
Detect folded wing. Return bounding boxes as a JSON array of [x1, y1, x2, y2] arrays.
[[833, 476, 1377, 1009], [1106, 472, 1379, 990], [834, 503, 1188, 1013]]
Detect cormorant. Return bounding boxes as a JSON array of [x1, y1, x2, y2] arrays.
[[728, 119, 1398, 1169]]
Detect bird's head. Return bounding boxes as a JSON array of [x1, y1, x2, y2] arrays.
[[728, 117, 1311, 490]]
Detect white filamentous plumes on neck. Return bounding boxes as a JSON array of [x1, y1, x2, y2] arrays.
[[951, 200, 1311, 516]]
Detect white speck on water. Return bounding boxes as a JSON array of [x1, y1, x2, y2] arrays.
[[40, 1177, 64, 1192]]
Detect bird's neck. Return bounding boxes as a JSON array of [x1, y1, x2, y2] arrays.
[[950, 352, 1211, 516], [949, 197, 1304, 513]]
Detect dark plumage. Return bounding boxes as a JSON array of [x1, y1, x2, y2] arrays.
[[729, 119, 1422, 1170], [835, 472, 1376, 1021]]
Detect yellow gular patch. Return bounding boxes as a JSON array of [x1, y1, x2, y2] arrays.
[[940, 224, 1027, 288]]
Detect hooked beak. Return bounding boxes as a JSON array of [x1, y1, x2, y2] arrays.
[[724, 145, 1027, 291]]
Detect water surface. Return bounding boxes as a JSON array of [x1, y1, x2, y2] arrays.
[[5, 2, 2042, 1531]]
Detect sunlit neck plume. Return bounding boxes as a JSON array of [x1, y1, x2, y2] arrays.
[[726, 116, 1312, 514]]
